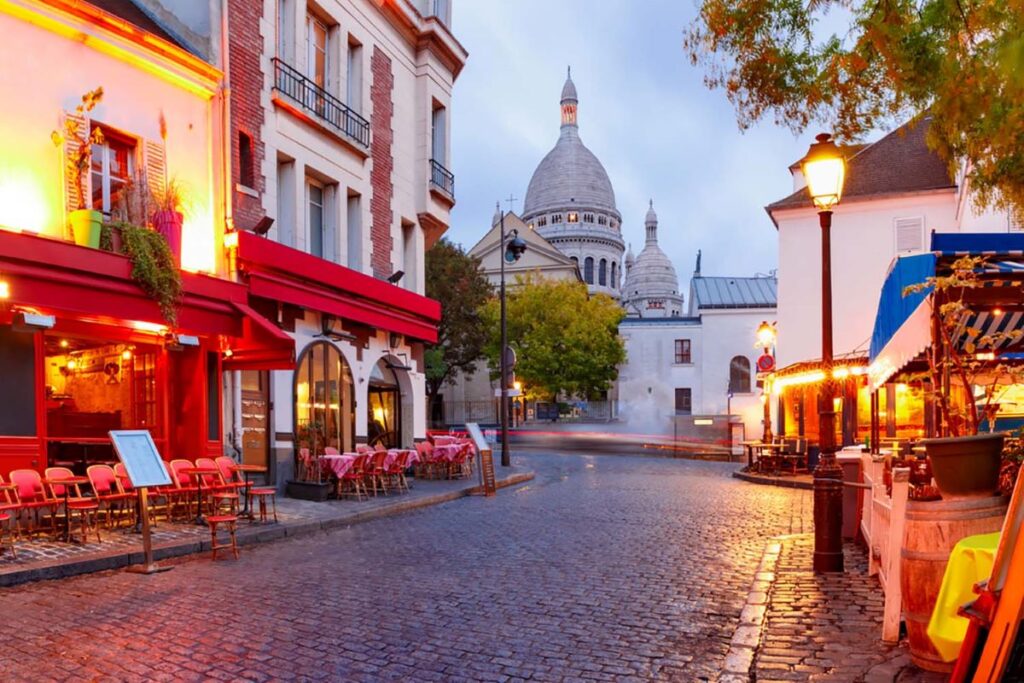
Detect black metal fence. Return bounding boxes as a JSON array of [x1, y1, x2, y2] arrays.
[[430, 158, 455, 198], [272, 58, 370, 149]]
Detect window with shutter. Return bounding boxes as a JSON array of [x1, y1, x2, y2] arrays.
[[144, 140, 167, 207], [61, 113, 89, 213], [894, 217, 924, 253]]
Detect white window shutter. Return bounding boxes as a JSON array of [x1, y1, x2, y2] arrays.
[[62, 113, 89, 213], [1009, 208, 1024, 232], [894, 217, 924, 253], [144, 140, 166, 207]]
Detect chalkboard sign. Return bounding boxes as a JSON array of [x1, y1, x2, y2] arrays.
[[109, 430, 172, 488]]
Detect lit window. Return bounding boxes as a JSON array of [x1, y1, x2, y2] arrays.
[[91, 127, 135, 215], [567, 212, 578, 223]]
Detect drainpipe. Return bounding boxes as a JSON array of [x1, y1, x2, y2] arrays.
[[219, 0, 243, 456]]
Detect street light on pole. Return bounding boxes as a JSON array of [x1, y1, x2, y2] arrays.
[[498, 202, 527, 467], [756, 320, 777, 442], [800, 132, 847, 574]]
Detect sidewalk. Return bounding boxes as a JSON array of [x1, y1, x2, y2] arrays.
[[0, 466, 534, 587], [734, 533, 946, 682], [732, 468, 814, 489]]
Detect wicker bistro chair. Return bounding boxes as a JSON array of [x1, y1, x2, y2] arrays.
[[0, 479, 21, 556], [44, 467, 101, 544], [779, 438, 808, 475], [169, 459, 202, 521], [9, 469, 58, 538], [385, 451, 413, 494], [197, 457, 239, 515], [364, 451, 389, 496], [339, 453, 370, 501], [87, 465, 134, 529]]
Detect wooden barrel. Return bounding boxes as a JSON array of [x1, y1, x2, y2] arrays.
[[900, 496, 1008, 672]]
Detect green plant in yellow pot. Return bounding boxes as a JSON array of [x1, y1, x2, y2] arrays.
[[51, 87, 104, 248]]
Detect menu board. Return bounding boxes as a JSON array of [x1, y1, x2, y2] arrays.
[[108, 430, 172, 488]]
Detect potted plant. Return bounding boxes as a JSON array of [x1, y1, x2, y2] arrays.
[[51, 87, 104, 248], [906, 255, 1024, 499], [287, 420, 331, 501], [100, 220, 182, 325], [152, 177, 186, 267]]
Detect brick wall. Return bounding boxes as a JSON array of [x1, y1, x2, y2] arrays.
[[370, 46, 394, 278], [228, 0, 265, 232]]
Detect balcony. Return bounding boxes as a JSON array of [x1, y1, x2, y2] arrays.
[[429, 158, 455, 200], [272, 58, 370, 151]]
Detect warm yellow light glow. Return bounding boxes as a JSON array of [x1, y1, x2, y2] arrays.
[[513, 381, 522, 392], [223, 348, 233, 358], [896, 383, 908, 393], [121, 349, 132, 360], [833, 397, 843, 413], [181, 205, 216, 273], [223, 231, 239, 250], [0, 280, 9, 299], [132, 320, 168, 334], [756, 320, 776, 350], [60, 339, 69, 348], [373, 407, 386, 424], [694, 418, 714, 426], [993, 308, 1003, 316], [976, 352, 996, 361], [833, 367, 850, 380], [0, 169, 54, 234], [66, 359, 77, 370], [800, 134, 846, 210]]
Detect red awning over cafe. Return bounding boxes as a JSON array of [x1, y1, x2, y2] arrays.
[[236, 230, 442, 343]]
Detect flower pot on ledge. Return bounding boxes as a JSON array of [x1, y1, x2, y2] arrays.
[[286, 480, 331, 501], [152, 209, 183, 266], [68, 208, 102, 248], [921, 433, 1005, 500]]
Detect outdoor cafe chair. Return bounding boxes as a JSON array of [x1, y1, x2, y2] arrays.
[[169, 459, 201, 520], [196, 457, 239, 515], [9, 469, 58, 538], [44, 467, 101, 544], [87, 465, 134, 529], [386, 450, 412, 494], [339, 453, 369, 501], [364, 451, 389, 496], [214, 456, 250, 494], [0, 478, 21, 556], [297, 447, 316, 481]]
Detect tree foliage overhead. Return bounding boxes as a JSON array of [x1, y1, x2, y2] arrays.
[[424, 238, 493, 400], [684, 0, 1024, 211], [481, 275, 626, 400]]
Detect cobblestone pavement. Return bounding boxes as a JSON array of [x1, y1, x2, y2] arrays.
[[0, 453, 817, 682], [754, 534, 946, 683]]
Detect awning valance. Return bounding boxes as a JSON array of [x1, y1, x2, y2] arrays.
[[223, 302, 296, 371]]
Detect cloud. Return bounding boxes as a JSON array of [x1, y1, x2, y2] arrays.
[[448, 0, 809, 279]]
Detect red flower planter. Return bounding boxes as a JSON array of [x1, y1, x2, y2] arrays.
[[152, 209, 183, 266]]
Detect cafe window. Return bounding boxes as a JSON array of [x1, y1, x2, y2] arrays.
[[294, 341, 354, 455], [675, 388, 692, 415], [0, 326, 36, 436], [207, 352, 220, 442], [91, 127, 135, 215], [729, 355, 752, 393], [674, 339, 691, 364]]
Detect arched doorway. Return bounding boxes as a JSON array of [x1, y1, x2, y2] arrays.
[[367, 358, 402, 448], [294, 341, 355, 458]]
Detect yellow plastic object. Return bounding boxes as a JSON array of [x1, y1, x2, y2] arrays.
[[926, 532, 1000, 662]]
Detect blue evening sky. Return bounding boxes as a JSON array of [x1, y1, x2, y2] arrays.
[[447, 0, 821, 280]]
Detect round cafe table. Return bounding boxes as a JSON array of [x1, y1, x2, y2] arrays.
[[231, 464, 267, 520], [182, 467, 218, 526], [44, 475, 91, 543]]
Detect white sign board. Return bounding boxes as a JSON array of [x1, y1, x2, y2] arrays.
[[109, 430, 172, 488]]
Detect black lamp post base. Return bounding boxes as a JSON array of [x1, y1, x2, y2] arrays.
[[812, 458, 845, 573]]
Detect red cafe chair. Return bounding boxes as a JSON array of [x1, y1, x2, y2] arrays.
[[169, 459, 201, 521], [364, 451, 389, 496], [44, 467, 101, 544], [87, 465, 134, 529], [197, 457, 238, 515], [0, 478, 21, 556], [9, 469, 58, 538], [339, 454, 369, 501]]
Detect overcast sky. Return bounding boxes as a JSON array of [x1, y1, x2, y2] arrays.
[[446, 0, 817, 280]]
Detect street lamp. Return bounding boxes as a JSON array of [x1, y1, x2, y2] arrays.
[[800, 132, 846, 574], [498, 203, 527, 467], [756, 320, 777, 442]]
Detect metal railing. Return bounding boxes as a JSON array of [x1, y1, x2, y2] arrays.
[[272, 58, 370, 149], [430, 158, 455, 198]]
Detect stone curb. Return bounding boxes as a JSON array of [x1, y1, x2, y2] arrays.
[[717, 537, 784, 682], [0, 470, 535, 588], [731, 470, 813, 490]]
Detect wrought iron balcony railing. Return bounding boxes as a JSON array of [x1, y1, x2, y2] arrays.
[[272, 58, 370, 149], [430, 158, 455, 198]]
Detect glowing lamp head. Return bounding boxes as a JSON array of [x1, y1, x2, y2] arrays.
[[756, 320, 776, 350], [0, 280, 9, 299], [513, 381, 522, 392], [66, 359, 77, 371], [223, 230, 239, 250], [60, 339, 69, 348], [121, 349, 132, 361], [800, 133, 846, 211], [223, 348, 233, 358]]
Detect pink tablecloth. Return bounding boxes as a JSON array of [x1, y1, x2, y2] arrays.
[[432, 444, 463, 462], [433, 435, 458, 446], [320, 454, 356, 478]]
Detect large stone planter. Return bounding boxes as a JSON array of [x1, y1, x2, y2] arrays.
[[921, 433, 1005, 500]]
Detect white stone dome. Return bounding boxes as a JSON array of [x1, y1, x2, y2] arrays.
[[522, 72, 619, 220], [622, 201, 684, 317]]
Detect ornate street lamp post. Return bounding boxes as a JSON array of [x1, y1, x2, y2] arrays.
[[756, 320, 777, 442], [800, 133, 846, 573], [498, 203, 527, 467]]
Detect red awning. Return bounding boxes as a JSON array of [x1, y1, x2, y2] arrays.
[[237, 231, 440, 343], [223, 302, 296, 371]]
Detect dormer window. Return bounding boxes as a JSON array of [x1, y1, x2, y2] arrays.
[[567, 212, 578, 223], [583, 213, 594, 223], [553, 213, 563, 223], [537, 216, 547, 227], [597, 216, 607, 226]]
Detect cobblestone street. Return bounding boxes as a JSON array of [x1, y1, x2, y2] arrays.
[[0, 453, 852, 682]]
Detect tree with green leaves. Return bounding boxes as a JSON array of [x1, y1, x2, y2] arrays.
[[480, 275, 626, 400], [424, 238, 493, 423], [684, 0, 1024, 212]]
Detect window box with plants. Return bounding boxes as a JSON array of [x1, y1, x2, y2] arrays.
[[52, 88, 105, 249]]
